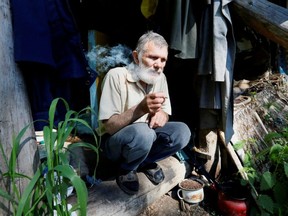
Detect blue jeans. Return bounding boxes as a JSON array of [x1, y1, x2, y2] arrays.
[[102, 122, 191, 171]]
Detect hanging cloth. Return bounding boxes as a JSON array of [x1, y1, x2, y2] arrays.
[[168, 0, 198, 59], [141, 0, 159, 19], [153, 0, 199, 59], [198, 0, 236, 144]]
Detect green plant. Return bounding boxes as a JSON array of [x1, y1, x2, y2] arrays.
[[241, 127, 288, 216], [0, 98, 99, 215]]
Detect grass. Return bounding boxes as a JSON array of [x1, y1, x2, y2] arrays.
[[0, 98, 100, 215]]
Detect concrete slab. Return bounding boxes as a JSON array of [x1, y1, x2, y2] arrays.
[[84, 156, 190, 216]]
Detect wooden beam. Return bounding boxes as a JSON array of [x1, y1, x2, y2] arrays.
[[218, 131, 248, 181], [232, 0, 288, 49], [218, 131, 259, 204]]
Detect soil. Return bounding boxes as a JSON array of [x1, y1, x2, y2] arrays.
[[179, 179, 203, 190], [139, 186, 221, 216]]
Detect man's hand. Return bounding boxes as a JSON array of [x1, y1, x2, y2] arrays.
[[142, 92, 167, 114], [148, 109, 169, 128], [104, 92, 168, 134]]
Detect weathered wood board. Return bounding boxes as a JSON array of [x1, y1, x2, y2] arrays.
[[232, 0, 288, 49]]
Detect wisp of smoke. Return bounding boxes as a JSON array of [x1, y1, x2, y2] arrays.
[[86, 44, 133, 75]]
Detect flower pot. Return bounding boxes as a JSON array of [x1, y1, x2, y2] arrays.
[[177, 178, 204, 204]]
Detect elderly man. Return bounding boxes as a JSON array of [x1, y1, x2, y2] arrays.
[[98, 31, 191, 195]]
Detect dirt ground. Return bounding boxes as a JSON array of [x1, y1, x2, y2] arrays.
[[139, 186, 221, 216]]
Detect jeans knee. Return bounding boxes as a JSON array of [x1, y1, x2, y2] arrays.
[[134, 132, 154, 151], [174, 122, 191, 148]]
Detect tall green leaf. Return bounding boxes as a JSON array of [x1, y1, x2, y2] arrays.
[[54, 165, 88, 216]]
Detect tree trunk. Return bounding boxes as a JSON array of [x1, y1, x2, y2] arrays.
[[0, 0, 38, 214], [232, 0, 288, 49]]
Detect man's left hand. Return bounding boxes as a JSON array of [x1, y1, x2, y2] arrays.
[[148, 110, 168, 128]]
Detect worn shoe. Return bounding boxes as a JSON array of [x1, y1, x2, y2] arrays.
[[140, 163, 165, 185], [116, 170, 139, 195]]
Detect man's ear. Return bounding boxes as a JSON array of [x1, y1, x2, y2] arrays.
[[132, 51, 139, 64]]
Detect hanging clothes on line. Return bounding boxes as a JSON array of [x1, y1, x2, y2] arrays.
[[10, 0, 94, 130], [198, 0, 236, 144], [152, 0, 199, 59]]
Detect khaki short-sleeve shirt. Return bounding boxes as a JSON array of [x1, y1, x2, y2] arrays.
[[98, 66, 171, 134]]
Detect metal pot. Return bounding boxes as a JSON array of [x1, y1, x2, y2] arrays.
[[216, 181, 249, 216]]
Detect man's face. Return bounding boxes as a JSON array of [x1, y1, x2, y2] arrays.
[[136, 42, 168, 85]]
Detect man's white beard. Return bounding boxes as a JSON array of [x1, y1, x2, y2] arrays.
[[129, 63, 162, 85]]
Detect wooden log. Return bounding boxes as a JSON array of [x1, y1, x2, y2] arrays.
[[232, 0, 288, 49], [0, 0, 38, 213], [68, 156, 188, 216]]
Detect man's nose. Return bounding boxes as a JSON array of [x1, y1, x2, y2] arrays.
[[153, 59, 165, 69]]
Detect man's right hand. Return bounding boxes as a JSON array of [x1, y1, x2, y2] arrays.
[[142, 92, 166, 114]]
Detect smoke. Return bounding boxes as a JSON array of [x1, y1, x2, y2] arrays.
[[86, 44, 133, 75]]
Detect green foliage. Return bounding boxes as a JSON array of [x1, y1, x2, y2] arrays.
[[259, 171, 276, 191], [232, 140, 246, 151], [241, 127, 288, 215], [257, 194, 274, 214], [0, 98, 99, 215]]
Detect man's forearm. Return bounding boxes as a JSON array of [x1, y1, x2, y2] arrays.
[[103, 105, 146, 135]]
